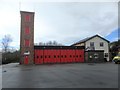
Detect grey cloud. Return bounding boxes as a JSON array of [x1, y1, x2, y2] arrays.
[[0, 1, 118, 49]]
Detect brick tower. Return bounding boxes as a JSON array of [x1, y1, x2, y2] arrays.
[[20, 11, 35, 64]]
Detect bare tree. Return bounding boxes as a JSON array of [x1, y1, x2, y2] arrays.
[[46, 41, 52, 46], [1, 35, 12, 53], [53, 41, 57, 46], [37, 41, 64, 46], [39, 42, 43, 45]]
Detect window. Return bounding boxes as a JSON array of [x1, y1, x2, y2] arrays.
[[100, 42, 104, 47], [25, 15, 30, 22], [90, 42, 94, 47], [24, 51, 30, 55], [25, 39, 30, 47], [105, 53, 108, 57], [25, 26, 30, 34], [25, 51, 29, 53]]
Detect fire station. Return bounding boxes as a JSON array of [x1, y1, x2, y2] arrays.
[[20, 11, 110, 65]]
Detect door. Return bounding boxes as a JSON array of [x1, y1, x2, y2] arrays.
[[24, 56, 28, 64]]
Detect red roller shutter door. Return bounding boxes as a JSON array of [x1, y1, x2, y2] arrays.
[[70, 50, 73, 63], [44, 50, 48, 64], [67, 49, 70, 63], [79, 50, 83, 62], [51, 49, 54, 64], [49, 50, 53, 64], [36, 50, 39, 64], [71, 49, 76, 63], [62, 50, 66, 63], [60, 49, 63, 63], [61, 50, 65, 63], [34, 50, 37, 64], [75, 50, 80, 63], [56, 50, 60, 63], [52, 49, 55, 63], [75, 49, 84, 63], [46, 50, 51, 64], [39, 50, 43, 64], [69, 49, 72, 63], [66, 49, 69, 63], [64, 49, 68, 63], [52, 50, 55, 63], [80, 49, 84, 62], [61, 50, 64, 63], [54, 50, 59, 63], [68, 50, 72, 63]]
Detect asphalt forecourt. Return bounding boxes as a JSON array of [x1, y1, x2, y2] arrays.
[[2, 62, 118, 88]]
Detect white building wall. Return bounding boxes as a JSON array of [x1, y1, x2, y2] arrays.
[[0, 52, 1, 65], [85, 36, 109, 61]]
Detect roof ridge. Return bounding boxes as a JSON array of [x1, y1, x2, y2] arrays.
[[71, 34, 109, 46]]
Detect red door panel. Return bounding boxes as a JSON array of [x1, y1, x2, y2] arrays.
[[48, 50, 52, 63], [63, 49, 68, 63], [65, 49, 68, 63], [35, 50, 39, 64], [39, 50, 43, 64], [66, 49, 69, 63], [54, 50, 57, 63], [46, 50, 50, 63], [62, 50, 64, 63], [34, 50, 37, 64], [68, 49, 72, 63], [24, 56, 28, 64], [55, 50, 60, 63], [76, 50, 80, 62], [80, 49, 84, 62], [44, 50, 48, 64], [71, 50, 75, 63], [63, 50, 66, 63], [75, 49, 84, 63], [51, 49, 54, 63], [68, 50, 72, 63], [60, 50, 63, 63]]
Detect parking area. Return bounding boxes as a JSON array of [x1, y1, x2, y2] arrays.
[[2, 62, 118, 88]]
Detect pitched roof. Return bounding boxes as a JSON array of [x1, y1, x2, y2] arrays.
[[71, 34, 110, 46]]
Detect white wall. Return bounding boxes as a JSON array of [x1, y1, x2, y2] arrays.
[[85, 36, 109, 61], [0, 52, 1, 65], [0, 52, 1, 90]]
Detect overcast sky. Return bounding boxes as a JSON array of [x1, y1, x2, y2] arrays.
[[0, 0, 118, 50]]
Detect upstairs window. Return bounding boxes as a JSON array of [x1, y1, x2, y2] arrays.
[[25, 15, 30, 22], [25, 26, 30, 34], [25, 39, 30, 47], [100, 42, 104, 47], [90, 42, 94, 47]]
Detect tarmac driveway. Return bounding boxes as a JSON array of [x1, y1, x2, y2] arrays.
[[2, 62, 118, 88]]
